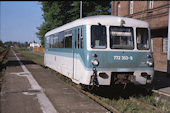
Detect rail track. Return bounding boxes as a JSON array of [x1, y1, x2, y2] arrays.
[[0, 48, 9, 64]]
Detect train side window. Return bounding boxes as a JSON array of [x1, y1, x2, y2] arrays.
[[49, 36, 51, 48], [53, 33, 58, 48], [74, 29, 77, 48], [51, 35, 53, 48], [77, 28, 80, 48], [64, 29, 72, 48], [58, 31, 64, 48], [50, 35, 54, 48], [81, 26, 83, 48], [46, 36, 50, 48]]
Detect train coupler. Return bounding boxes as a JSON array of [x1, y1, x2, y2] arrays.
[[88, 67, 99, 90]]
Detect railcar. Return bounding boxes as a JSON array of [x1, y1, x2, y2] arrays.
[[44, 15, 154, 88]]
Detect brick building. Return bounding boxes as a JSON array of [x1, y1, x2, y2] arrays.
[[112, 1, 170, 72]]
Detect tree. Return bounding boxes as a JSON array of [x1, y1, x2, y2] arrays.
[[36, 1, 111, 47]]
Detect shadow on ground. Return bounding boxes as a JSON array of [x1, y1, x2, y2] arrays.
[[6, 60, 36, 67], [88, 84, 152, 100]]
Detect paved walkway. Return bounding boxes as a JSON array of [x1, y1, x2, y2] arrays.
[[1, 50, 108, 113]]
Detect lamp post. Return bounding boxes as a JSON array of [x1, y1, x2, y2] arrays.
[[80, 1, 82, 18]]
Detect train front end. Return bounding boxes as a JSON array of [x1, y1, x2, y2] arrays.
[[85, 19, 154, 87]]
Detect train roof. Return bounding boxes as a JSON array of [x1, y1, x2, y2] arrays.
[[45, 15, 149, 37]]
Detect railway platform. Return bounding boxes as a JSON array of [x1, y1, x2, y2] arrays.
[[0, 50, 108, 113]]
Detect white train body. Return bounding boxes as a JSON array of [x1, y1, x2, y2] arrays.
[[44, 15, 154, 86]]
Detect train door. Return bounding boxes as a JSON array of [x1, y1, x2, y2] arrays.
[[73, 27, 80, 81]]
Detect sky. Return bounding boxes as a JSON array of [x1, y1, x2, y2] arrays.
[[0, 1, 43, 43]]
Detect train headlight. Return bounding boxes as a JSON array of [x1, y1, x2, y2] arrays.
[[147, 60, 153, 67], [92, 59, 99, 66]]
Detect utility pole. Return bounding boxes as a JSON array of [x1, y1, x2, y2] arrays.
[[0, 1, 1, 41], [168, 5, 170, 74], [80, 1, 82, 18]]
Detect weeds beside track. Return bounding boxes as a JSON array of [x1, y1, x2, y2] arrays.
[[0, 48, 10, 91]]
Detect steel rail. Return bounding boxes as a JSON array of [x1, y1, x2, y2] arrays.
[[0, 49, 9, 63]]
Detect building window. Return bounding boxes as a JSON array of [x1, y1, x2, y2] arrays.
[[130, 1, 133, 14], [149, 1, 154, 9], [117, 2, 120, 16], [163, 38, 168, 53]]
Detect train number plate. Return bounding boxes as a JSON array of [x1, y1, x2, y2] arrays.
[[114, 56, 133, 60]]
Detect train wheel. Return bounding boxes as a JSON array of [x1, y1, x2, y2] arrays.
[[87, 85, 95, 91]]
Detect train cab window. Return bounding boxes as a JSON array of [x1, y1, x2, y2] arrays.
[[80, 26, 83, 48], [91, 25, 107, 49], [136, 28, 149, 50], [58, 32, 64, 48], [64, 30, 72, 48], [110, 27, 134, 49]]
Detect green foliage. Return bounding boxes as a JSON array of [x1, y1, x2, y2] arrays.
[[18, 49, 44, 66], [36, 1, 111, 47]]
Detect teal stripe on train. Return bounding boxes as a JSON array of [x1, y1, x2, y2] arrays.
[[45, 49, 153, 71]]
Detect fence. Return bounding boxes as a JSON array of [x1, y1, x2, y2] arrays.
[[33, 47, 44, 54]]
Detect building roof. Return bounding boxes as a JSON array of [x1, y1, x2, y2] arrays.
[[45, 15, 149, 37]]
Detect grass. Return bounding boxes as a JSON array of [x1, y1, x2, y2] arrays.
[[17, 48, 170, 113], [0, 47, 7, 91], [134, 93, 170, 112], [0, 46, 5, 53], [93, 93, 156, 113], [16, 48, 44, 66]]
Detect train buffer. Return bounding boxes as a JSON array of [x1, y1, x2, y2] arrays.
[[0, 50, 109, 113]]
